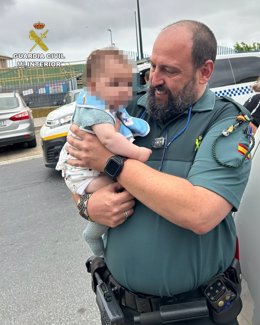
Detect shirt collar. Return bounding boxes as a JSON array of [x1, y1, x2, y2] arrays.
[[192, 87, 216, 112]]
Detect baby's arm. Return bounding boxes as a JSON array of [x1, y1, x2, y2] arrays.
[[92, 123, 151, 162]]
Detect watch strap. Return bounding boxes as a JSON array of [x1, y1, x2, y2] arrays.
[[104, 155, 126, 180]]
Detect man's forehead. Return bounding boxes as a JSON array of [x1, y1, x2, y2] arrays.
[[151, 28, 193, 64], [154, 24, 192, 48]]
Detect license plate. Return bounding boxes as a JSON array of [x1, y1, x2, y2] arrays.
[[0, 120, 7, 127]]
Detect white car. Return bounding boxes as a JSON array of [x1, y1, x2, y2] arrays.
[[235, 127, 260, 325], [40, 53, 260, 168], [40, 89, 81, 167]]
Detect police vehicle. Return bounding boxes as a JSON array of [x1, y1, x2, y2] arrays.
[[40, 52, 260, 168]]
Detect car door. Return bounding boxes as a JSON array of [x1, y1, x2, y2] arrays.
[[235, 128, 260, 324]]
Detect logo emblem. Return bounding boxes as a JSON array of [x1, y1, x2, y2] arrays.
[[29, 21, 49, 52]]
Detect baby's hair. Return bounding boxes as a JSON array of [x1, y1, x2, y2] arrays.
[[84, 47, 133, 85]]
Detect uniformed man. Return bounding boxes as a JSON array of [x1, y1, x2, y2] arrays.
[[67, 20, 252, 325]]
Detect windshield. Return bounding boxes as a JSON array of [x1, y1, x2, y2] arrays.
[[74, 92, 80, 101], [0, 97, 19, 109], [64, 91, 80, 104]]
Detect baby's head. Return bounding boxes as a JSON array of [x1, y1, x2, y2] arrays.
[[85, 48, 134, 109]]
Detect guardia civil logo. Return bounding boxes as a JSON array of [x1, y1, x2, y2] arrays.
[[12, 21, 66, 67], [29, 21, 49, 52]]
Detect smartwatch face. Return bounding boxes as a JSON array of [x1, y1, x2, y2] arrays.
[[106, 159, 121, 177]]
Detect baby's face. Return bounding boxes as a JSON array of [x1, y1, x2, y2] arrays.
[[94, 56, 133, 109]]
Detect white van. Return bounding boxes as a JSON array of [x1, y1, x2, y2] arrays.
[[40, 52, 260, 168]]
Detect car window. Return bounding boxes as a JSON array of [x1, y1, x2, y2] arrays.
[[0, 97, 19, 109], [64, 94, 73, 104], [20, 95, 27, 107], [230, 56, 260, 84], [209, 59, 235, 88]]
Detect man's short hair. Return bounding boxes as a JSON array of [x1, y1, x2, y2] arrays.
[[165, 20, 217, 69]]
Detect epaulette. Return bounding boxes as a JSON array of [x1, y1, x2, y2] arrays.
[[221, 96, 251, 119]]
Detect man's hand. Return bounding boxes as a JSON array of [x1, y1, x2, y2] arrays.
[[66, 124, 112, 170], [87, 182, 135, 227]]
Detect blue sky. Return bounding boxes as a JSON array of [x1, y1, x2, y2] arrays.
[[0, 0, 259, 62]]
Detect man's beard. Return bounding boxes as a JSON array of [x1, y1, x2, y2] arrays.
[[146, 78, 197, 124]]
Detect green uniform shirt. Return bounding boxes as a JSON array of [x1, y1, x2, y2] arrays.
[[105, 88, 251, 297]]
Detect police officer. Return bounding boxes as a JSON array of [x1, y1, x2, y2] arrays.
[[67, 20, 252, 325]]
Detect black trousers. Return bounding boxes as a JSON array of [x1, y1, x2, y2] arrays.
[[120, 305, 239, 325]]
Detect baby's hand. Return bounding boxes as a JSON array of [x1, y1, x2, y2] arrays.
[[138, 147, 152, 162]]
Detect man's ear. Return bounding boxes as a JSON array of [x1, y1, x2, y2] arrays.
[[199, 60, 214, 85]]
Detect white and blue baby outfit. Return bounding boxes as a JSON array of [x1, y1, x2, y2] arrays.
[[56, 89, 150, 256], [56, 89, 150, 195]]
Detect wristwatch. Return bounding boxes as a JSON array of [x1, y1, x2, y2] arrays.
[[104, 155, 126, 180], [77, 193, 93, 221]]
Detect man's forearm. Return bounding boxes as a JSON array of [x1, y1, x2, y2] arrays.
[[117, 159, 232, 234]]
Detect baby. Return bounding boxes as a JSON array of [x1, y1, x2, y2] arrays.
[[56, 48, 151, 256]]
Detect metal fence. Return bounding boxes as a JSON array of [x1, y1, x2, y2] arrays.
[[217, 45, 235, 55], [0, 61, 85, 108]]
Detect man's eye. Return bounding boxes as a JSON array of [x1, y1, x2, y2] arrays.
[[164, 68, 175, 74]]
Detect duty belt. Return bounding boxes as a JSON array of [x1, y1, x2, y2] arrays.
[[108, 273, 203, 313], [86, 255, 204, 313], [86, 255, 242, 324]]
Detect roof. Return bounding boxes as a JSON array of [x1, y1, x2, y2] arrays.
[[0, 55, 12, 60], [216, 52, 260, 59]]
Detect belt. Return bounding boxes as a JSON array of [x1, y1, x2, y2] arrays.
[[108, 274, 204, 313]]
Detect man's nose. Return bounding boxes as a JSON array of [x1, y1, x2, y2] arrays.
[[150, 69, 164, 87]]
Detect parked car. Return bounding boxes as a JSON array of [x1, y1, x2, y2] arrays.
[[235, 127, 260, 324], [0, 92, 36, 148], [210, 52, 260, 105], [40, 89, 81, 167], [40, 52, 260, 168]]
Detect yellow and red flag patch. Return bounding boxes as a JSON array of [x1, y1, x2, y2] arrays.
[[237, 143, 250, 160]]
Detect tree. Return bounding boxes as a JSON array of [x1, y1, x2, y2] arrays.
[[234, 42, 260, 52]]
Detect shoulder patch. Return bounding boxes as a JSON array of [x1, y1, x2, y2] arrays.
[[238, 143, 251, 160]]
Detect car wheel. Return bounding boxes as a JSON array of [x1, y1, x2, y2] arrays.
[[27, 137, 37, 148]]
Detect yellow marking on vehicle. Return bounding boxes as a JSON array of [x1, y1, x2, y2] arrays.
[[42, 132, 68, 141]]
